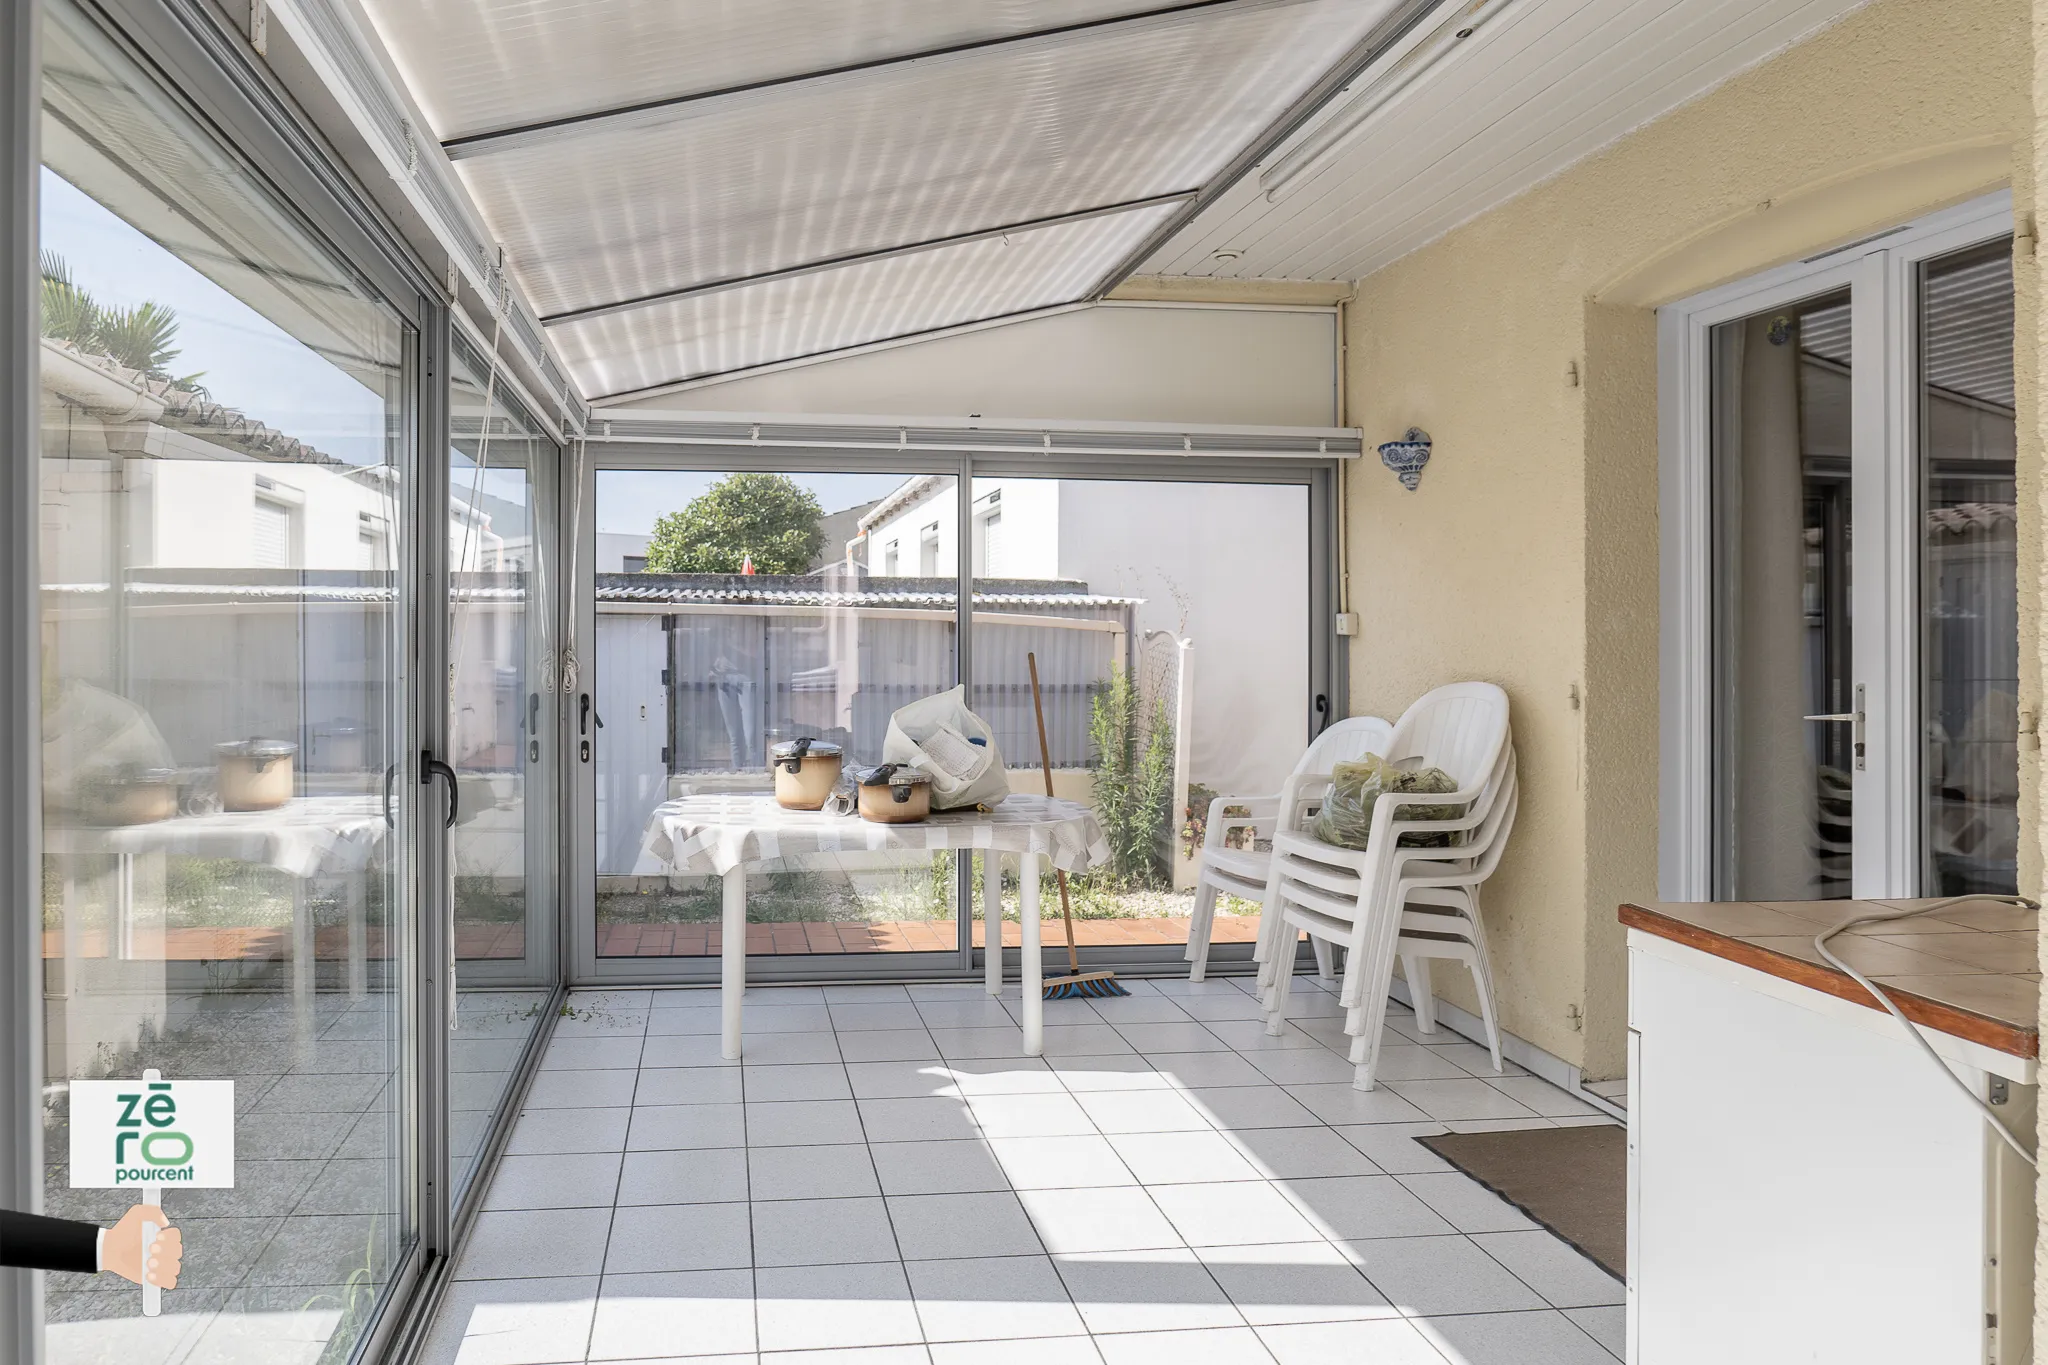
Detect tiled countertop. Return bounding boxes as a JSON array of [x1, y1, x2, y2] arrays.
[[1620, 898, 2038, 1058]]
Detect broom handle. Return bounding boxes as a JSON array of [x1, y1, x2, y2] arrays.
[[1025, 653, 1082, 976]]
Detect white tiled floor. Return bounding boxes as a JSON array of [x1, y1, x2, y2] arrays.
[[424, 974, 1624, 1365]]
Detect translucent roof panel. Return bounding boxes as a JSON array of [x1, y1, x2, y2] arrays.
[[450, 0, 1396, 318], [359, 0, 1187, 142], [551, 201, 1182, 400]]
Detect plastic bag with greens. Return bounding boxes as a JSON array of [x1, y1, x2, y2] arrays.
[[1308, 753, 1466, 853]]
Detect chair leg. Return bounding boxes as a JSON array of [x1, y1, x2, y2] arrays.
[[1185, 875, 1221, 982], [1469, 925, 1504, 1073], [1311, 935, 1336, 983], [1406, 955, 1437, 1034], [1265, 927, 1299, 1035]]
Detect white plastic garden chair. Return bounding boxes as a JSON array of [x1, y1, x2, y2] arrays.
[[1256, 682, 1514, 1087], [1265, 744, 1515, 1088], [1183, 713, 1394, 982]]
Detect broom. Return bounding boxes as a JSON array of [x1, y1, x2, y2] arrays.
[[1028, 651, 1129, 1000]]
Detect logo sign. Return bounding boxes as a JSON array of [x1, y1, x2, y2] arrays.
[[69, 1076, 234, 1190]]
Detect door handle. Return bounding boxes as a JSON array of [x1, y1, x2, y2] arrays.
[[421, 751, 458, 828], [1802, 683, 1867, 770], [382, 762, 399, 828]]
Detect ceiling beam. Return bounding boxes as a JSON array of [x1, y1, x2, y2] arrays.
[[1088, 0, 1455, 296], [442, 0, 1302, 161], [542, 193, 1197, 328]]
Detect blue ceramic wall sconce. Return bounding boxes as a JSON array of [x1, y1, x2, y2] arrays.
[[1378, 428, 1432, 491]]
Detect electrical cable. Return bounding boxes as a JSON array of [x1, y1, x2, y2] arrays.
[[1812, 895, 2040, 1166]]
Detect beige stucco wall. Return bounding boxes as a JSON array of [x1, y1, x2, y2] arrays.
[[1343, 0, 2032, 1078]]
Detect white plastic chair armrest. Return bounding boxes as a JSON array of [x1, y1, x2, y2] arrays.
[[1204, 793, 1279, 849]]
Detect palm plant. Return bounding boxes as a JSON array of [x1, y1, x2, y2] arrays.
[[38, 251, 197, 383], [38, 251, 100, 349]]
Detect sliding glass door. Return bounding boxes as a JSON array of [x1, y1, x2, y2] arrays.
[[1667, 194, 2017, 901], [571, 452, 1332, 983], [35, 0, 421, 1355]]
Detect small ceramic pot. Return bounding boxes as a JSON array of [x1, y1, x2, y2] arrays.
[[215, 738, 297, 812], [851, 763, 932, 823], [771, 737, 844, 810], [83, 768, 179, 825]]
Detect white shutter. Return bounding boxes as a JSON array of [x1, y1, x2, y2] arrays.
[[252, 498, 291, 568]]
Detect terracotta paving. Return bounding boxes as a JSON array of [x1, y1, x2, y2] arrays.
[[43, 923, 530, 961]]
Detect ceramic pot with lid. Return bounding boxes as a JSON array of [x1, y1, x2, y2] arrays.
[[850, 763, 932, 824], [771, 737, 844, 810], [215, 738, 297, 812]]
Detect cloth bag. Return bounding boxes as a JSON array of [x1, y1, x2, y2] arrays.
[[881, 686, 1009, 810]]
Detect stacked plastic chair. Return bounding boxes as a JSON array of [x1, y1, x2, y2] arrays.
[[1183, 714, 1394, 982], [1254, 682, 1516, 1091]]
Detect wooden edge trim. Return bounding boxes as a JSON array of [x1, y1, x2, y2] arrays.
[[1619, 902, 2037, 1059]]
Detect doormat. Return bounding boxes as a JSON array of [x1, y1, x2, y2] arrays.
[[1419, 1123, 1627, 1280]]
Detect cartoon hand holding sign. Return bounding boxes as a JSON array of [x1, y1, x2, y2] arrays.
[[67, 1068, 232, 1315]]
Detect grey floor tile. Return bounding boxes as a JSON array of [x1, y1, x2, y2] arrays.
[[1345, 1233, 1546, 1315], [745, 1063, 855, 1103], [930, 1028, 1036, 1061], [1563, 1306, 1625, 1359], [831, 1003, 927, 1031], [871, 1139, 1010, 1196], [1018, 1186, 1183, 1254], [942, 1059, 1066, 1096], [1470, 1231, 1624, 1308], [1277, 1176, 1455, 1240], [822, 984, 913, 1003], [728, 1030, 844, 1066], [417, 1275, 598, 1365], [1074, 1090, 1214, 1134], [588, 1268, 756, 1360], [1224, 1126, 1380, 1180], [1107, 1131, 1263, 1185], [887, 1191, 1045, 1260], [541, 1037, 646, 1072], [747, 1005, 837, 1034], [606, 1201, 753, 1273], [618, 1147, 751, 1206], [629, 1103, 748, 1151], [966, 1093, 1095, 1139], [519, 1067, 640, 1110], [1113, 1022, 1232, 1053], [1282, 1085, 1427, 1127], [857, 1097, 982, 1143], [507, 1106, 630, 1156], [748, 1099, 868, 1147], [755, 1262, 923, 1352], [1049, 1056, 1178, 1093], [839, 1030, 944, 1063], [1195, 1242, 1393, 1325], [748, 1143, 882, 1200], [1093, 1326, 1276, 1365], [753, 1195, 899, 1266], [1418, 1308, 1623, 1364], [928, 1340, 1101, 1365], [848, 1060, 960, 1100], [1396, 1173, 1540, 1234], [1254, 1317, 1448, 1365], [482, 1152, 624, 1211], [985, 1134, 1137, 1191], [1149, 1181, 1324, 1248], [636, 1066, 746, 1106], [455, 1207, 611, 1280], [1484, 1075, 1606, 1118], [906, 1254, 1086, 1342], [1147, 1053, 1271, 1090], [1383, 1079, 1538, 1123], [1179, 1086, 1320, 1131], [1242, 1051, 1356, 1087], [1202, 1021, 1323, 1053], [1330, 1124, 1452, 1175], [1054, 1248, 1243, 1333]]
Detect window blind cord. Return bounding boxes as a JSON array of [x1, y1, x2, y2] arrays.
[[1812, 894, 2040, 1167]]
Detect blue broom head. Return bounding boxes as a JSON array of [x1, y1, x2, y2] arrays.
[[1043, 973, 1131, 999]]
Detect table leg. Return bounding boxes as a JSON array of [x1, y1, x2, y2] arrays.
[[983, 851, 1003, 997], [114, 853, 135, 961], [1019, 852, 1042, 1056], [347, 877, 367, 1001], [721, 866, 746, 1060], [292, 879, 314, 1064]]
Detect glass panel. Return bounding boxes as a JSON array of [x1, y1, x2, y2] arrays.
[[38, 0, 414, 1356], [448, 336, 557, 1201], [1920, 241, 2018, 895], [1711, 290, 1853, 899], [965, 476, 1310, 956], [593, 469, 961, 960]]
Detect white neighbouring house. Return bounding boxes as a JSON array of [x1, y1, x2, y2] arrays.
[[852, 474, 1311, 806]]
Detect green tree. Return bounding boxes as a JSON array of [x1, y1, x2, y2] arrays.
[[643, 472, 826, 574]]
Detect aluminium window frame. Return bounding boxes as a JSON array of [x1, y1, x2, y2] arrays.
[[1656, 190, 2016, 902], [565, 439, 1343, 988]]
